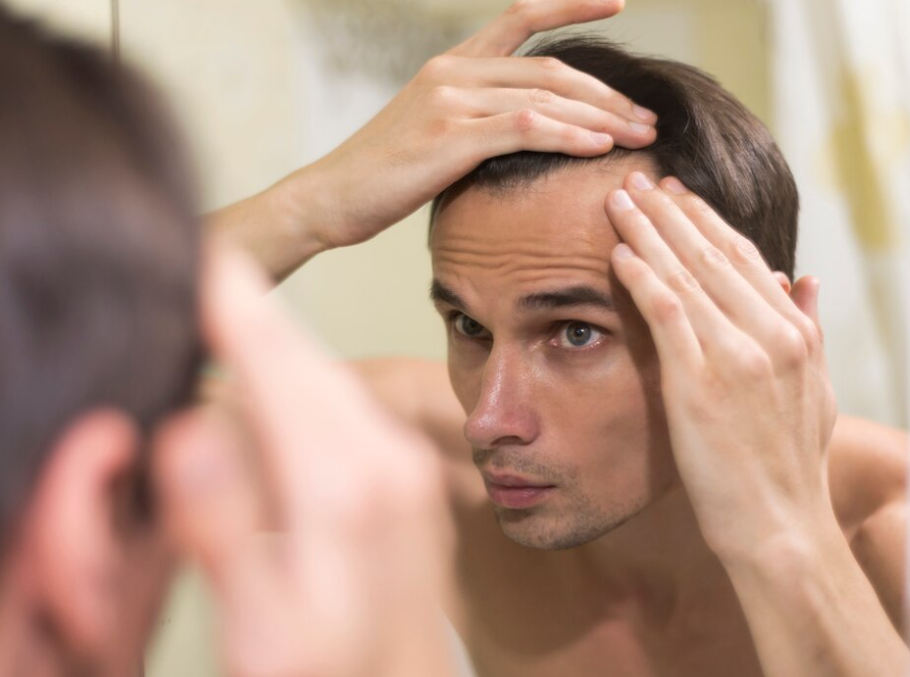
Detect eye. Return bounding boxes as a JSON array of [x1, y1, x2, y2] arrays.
[[556, 322, 604, 349], [453, 313, 490, 339]]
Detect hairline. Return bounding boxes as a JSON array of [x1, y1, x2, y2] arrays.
[[429, 148, 658, 239]]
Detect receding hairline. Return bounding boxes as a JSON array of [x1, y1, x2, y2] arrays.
[[429, 149, 660, 234]]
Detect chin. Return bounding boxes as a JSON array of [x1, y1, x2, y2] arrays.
[[494, 498, 650, 550]]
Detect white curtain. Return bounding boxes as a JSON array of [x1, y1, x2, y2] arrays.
[[767, 0, 910, 428]]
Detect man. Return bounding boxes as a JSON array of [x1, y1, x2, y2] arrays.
[[0, 2, 650, 676], [221, 30, 910, 677]]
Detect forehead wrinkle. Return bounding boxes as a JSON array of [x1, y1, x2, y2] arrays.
[[433, 247, 611, 276], [435, 229, 605, 252]]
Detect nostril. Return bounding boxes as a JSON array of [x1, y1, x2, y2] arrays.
[[491, 435, 526, 448]]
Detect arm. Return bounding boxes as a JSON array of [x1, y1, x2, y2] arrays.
[[829, 416, 909, 634], [604, 174, 908, 677], [207, 0, 658, 281]]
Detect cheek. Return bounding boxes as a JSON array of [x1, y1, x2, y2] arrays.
[[447, 352, 480, 415], [543, 348, 653, 441], [539, 345, 668, 484]]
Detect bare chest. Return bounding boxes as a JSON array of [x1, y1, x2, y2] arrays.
[[454, 556, 764, 677]]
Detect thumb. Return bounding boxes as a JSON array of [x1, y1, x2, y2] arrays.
[[790, 275, 822, 330]]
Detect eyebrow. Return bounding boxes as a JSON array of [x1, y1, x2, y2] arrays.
[[431, 279, 614, 314], [430, 279, 467, 310], [519, 286, 615, 313]]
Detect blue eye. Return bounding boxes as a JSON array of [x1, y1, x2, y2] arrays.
[[454, 313, 489, 339], [559, 322, 601, 348]]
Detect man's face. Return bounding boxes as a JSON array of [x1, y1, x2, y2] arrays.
[[431, 158, 678, 550]]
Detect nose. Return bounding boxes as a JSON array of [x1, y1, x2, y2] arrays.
[[463, 349, 540, 450]]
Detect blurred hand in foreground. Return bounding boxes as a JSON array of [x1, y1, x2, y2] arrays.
[[153, 246, 455, 677]]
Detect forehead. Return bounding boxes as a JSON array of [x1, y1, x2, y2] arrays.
[[431, 157, 657, 300]]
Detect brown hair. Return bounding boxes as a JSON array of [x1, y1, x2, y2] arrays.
[[0, 9, 204, 537], [432, 36, 799, 278]]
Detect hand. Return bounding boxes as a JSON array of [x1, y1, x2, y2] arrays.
[[605, 173, 838, 564], [152, 246, 454, 677], [296, 0, 657, 252]]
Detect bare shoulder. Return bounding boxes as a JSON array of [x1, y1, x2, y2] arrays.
[[351, 358, 465, 448], [829, 415, 908, 531], [828, 415, 908, 631], [351, 357, 480, 486]]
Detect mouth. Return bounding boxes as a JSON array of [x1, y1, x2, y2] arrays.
[[482, 473, 556, 510]]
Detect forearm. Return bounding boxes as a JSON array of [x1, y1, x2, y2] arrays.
[[725, 523, 908, 677], [204, 165, 333, 282]]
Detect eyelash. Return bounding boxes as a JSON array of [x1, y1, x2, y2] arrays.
[[447, 312, 609, 351]]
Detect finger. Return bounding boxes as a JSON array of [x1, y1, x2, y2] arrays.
[[201, 243, 391, 525], [658, 176, 806, 312], [153, 411, 327, 677], [607, 187, 764, 345], [460, 85, 655, 148], [464, 109, 618, 158], [449, 0, 626, 59], [152, 410, 266, 596], [432, 55, 657, 128], [609, 242, 703, 368], [772, 271, 792, 294], [791, 276, 823, 336], [658, 176, 821, 346], [620, 174, 792, 348]]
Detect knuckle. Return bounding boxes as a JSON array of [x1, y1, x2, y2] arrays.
[[666, 268, 700, 295], [421, 54, 455, 82], [514, 108, 540, 133], [736, 343, 773, 378], [560, 124, 581, 144], [731, 234, 763, 264], [651, 292, 684, 325], [699, 244, 729, 270], [536, 56, 565, 74], [774, 324, 809, 366], [530, 87, 556, 106]]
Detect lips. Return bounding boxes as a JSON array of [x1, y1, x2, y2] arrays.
[[483, 473, 555, 509]]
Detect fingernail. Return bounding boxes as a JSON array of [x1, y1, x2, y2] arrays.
[[628, 121, 652, 134], [630, 172, 654, 191], [613, 243, 635, 259], [664, 177, 687, 195], [591, 132, 613, 146], [611, 189, 635, 211], [633, 104, 657, 122]]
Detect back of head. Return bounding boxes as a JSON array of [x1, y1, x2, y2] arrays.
[[433, 36, 799, 279], [0, 9, 203, 542]]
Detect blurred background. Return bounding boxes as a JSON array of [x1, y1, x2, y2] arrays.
[[4, 0, 909, 675]]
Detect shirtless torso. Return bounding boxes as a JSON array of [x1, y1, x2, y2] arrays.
[[357, 358, 908, 677]]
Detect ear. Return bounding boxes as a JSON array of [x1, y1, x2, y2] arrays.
[[772, 271, 792, 295], [21, 409, 140, 657]]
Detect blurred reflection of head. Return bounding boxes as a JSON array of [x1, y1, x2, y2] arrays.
[[0, 8, 203, 676]]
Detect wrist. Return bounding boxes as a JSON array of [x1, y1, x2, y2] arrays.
[[719, 511, 847, 586], [270, 162, 339, 262]]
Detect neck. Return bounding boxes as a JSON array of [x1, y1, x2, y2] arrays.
[[562, 486, 730, 619]]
